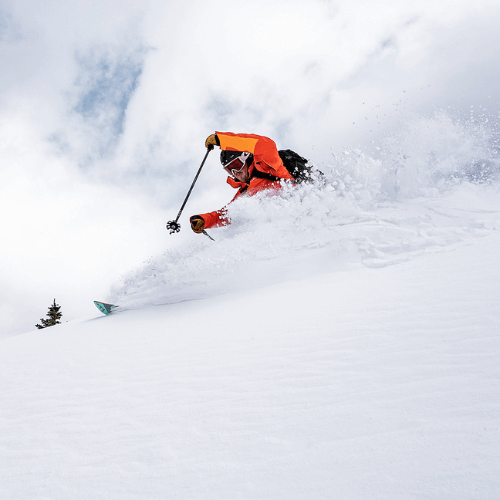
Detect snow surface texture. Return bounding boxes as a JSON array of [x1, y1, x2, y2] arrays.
[[1, 112, 500, 499]]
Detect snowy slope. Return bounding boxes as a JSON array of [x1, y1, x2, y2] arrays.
[[1, 232, 499, 499], [1, 113, 500, 499]]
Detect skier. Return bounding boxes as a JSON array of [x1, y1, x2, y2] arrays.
[[190, 132, 294, 233]]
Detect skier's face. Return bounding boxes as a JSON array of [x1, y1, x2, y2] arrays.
[[232, 164, 250, 183], [224, 158, 250, 183]]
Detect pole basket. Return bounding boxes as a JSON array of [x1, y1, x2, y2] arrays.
[[166, 220, 181, 234]]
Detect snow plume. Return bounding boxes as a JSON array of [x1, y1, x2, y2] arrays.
[[377, 110, 500, 198], [326, 110, 500, 202], [112, 111, 500, 309]]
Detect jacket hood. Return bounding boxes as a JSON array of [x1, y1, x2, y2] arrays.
[[227, 177, 247, 189]]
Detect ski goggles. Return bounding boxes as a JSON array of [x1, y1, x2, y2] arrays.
[[222, 152, 251, 176]]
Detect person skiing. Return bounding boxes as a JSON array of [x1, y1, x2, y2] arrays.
[[190, 132, 294, 233]]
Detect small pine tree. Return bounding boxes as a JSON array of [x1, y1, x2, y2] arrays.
[[36, 298, 63, 330]]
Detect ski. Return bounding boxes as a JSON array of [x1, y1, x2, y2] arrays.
[[94, 301, 119, 316]]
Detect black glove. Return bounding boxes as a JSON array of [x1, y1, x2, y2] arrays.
[[190, 216, 205, 234], [205, 134, 220, 151]]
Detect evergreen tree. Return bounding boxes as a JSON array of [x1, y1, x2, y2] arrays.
[[36, 299, 63, 330]]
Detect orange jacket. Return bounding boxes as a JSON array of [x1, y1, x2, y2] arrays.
[[198, 132, 293, 229]]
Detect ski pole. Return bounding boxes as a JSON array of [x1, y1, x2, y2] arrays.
[[202, 229, 215, 241], [166, 148, 212, 234]]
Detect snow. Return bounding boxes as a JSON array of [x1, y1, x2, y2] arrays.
[[1, 112, 500, 498]]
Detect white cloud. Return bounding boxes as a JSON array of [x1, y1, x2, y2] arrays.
[[1, 0, 500, 335]]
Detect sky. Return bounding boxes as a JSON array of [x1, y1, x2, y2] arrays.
[[1, 0, 500, 336]]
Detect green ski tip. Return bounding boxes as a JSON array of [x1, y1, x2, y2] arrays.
[[94, 301, 119, 315]]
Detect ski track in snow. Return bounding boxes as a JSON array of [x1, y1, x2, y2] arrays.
[[1, 112, 500, 499], [113, 181, 500, 312]]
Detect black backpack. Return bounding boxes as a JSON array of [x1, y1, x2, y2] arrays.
[[278, 149, 314, 183], [251, 149, 318, 184]]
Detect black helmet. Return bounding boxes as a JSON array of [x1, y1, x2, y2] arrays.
[[220, 150, 254, 168]]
